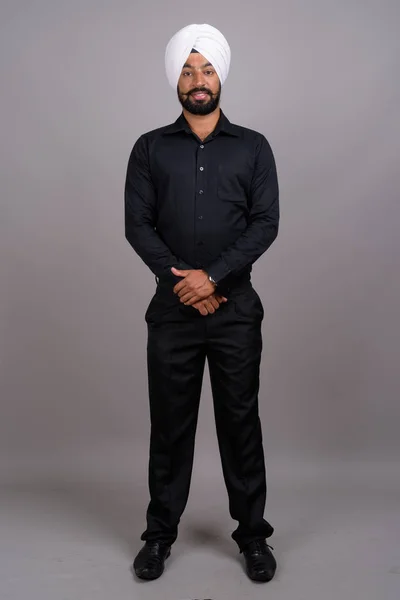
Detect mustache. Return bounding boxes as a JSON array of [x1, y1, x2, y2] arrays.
[[184, 88, 214, 97]]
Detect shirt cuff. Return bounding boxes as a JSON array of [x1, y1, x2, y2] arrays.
[[165, 261, 193, 284], [205, 258, 231, 285]]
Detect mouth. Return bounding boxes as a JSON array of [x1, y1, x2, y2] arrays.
[[191, 91, 210, 101]]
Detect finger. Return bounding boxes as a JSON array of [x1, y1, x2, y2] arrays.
[[193, 302, 208, 316], [171, 267, 189, 277], [178, 286, 192, 298], [199, 304, 209, 315], [179, 281, 209, 298], [204, 301, 215, 314], [185, 295, 204, 306], [174, 281, 187, 294], [182, 288, 210, 304], [209, 296, 220, 310], [180, 292, 196, 304]]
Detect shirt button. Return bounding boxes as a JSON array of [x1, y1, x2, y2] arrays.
[[198, 215, 203, 220], [199, 166, 204, 171], [199, 190, 204, 194], [200, 145, 204, 149]]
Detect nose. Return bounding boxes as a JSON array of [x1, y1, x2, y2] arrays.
[[193, 69, 206, 86]]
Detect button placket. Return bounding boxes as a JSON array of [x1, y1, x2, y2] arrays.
[[195, 143, 206, 255]]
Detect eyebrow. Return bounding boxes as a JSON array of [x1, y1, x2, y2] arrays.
[[182, 62, 213, 69]]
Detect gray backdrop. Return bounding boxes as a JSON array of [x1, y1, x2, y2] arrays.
[[1, 1, 399, 598], [2, 0, 399, 467]]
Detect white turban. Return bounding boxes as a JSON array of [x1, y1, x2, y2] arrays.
[[165, 23, 231, 89]]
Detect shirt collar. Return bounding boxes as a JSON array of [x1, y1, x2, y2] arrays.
[[163, 109, 239, 138]]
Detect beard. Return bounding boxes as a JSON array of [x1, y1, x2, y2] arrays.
[[177, 84, 221, 115]]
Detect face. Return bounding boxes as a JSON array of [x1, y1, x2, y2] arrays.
[[177, 52, 221, 115]]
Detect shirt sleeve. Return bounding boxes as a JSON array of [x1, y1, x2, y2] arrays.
[[125, 135, 193, 282], [206, 135, 280, 284]]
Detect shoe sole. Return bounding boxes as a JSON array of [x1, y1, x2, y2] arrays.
[[248, 572, 274, 582], [246, 565, 276, 582], [132, 548, 171, 580]]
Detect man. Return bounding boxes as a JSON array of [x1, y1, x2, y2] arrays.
[[125, 23, 279, 583]]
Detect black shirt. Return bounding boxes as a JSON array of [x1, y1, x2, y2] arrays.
[[125, 110, 279, 289]]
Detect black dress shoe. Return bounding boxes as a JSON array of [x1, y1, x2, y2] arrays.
[[242, 540, 277, 582], [133, 541, 171, 580]]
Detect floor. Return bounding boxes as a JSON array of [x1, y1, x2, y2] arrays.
[[0, 449, 399, 600]]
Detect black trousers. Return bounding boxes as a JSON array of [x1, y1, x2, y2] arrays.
[[140, 280, 274, 551]]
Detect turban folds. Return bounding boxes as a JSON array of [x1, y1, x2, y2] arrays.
[[165, 23, 231, 89]]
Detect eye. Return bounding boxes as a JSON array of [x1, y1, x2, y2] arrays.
[[205, 70, 215, 76], [182, 72, 192, 77]]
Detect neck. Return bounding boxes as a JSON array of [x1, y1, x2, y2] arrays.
[[182, 107, 221, 140]]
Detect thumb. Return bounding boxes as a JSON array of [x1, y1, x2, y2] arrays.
[[171, 267, 189, 277]]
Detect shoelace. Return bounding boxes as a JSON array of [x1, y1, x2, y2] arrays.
[[245, 540, 274, 554], [256, 541, 274, 552], [247, 541, 274, 570]]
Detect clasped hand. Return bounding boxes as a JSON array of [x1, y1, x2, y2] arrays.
[[171, 267, 227, 316]]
